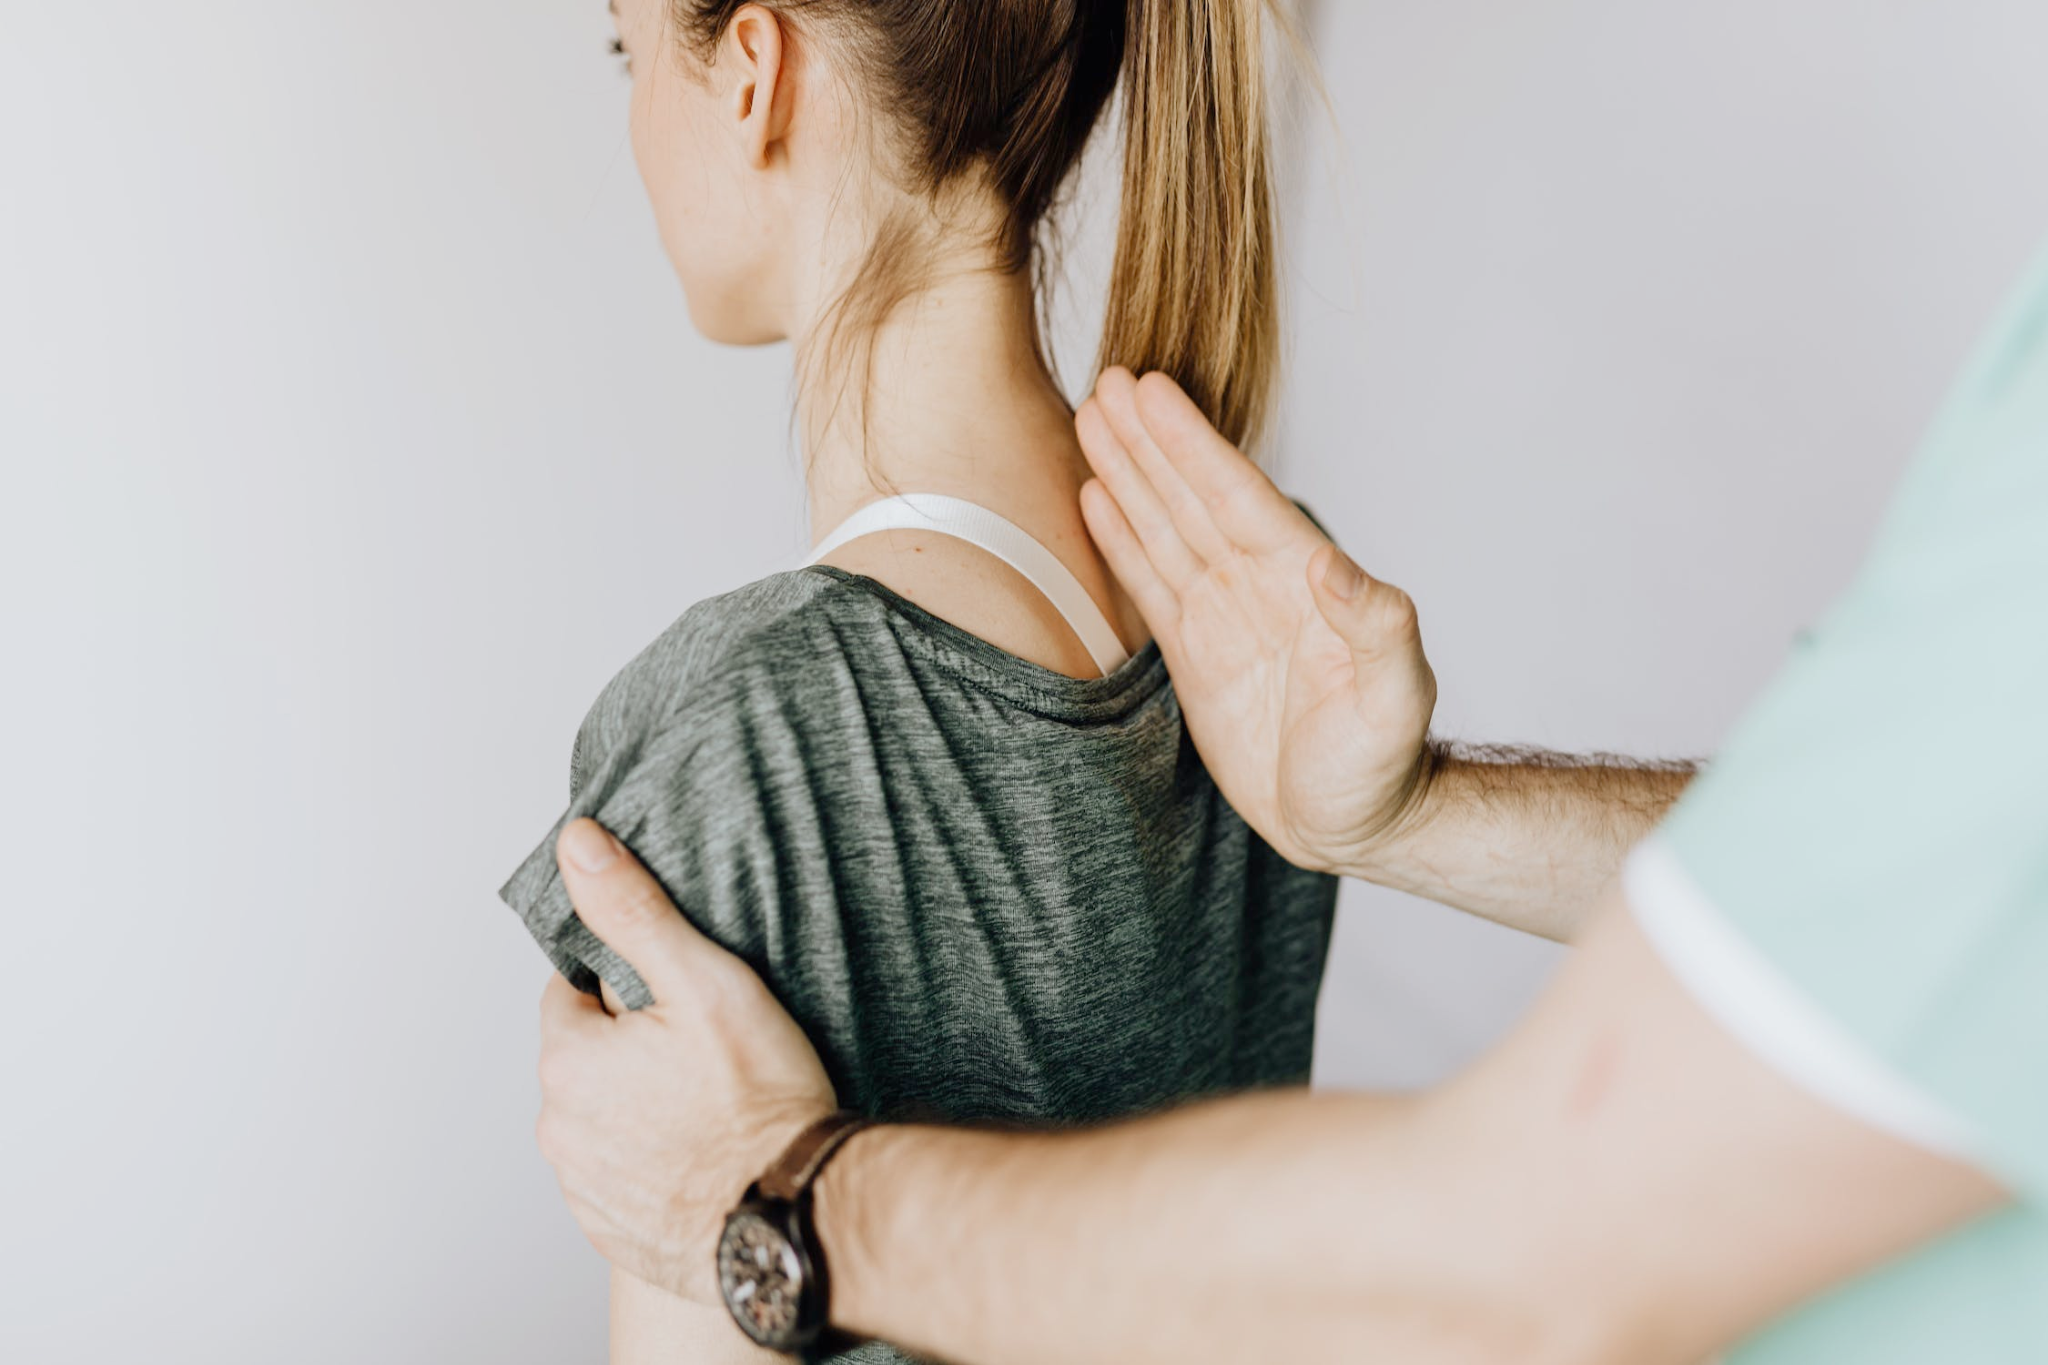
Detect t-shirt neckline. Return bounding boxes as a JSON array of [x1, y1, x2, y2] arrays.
[[798, 565, 1168, 722]]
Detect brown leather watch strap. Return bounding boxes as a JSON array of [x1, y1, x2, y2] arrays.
[[759, 1111, 873, 1204]]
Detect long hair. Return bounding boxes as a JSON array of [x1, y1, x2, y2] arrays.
[[673, 0, 1281, 452]]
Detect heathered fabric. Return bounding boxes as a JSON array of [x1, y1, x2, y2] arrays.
[[501, 564, 1337, 1361]]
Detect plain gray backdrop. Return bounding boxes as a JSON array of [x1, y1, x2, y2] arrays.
[[4, 1, 2046, 1359]]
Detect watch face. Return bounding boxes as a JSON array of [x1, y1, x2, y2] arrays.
[[718, 1208, 809, 1347]]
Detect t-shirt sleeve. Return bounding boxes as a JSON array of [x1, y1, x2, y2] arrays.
[[498, 668, 795, 1013], [1627, 256, 2048, 1200]]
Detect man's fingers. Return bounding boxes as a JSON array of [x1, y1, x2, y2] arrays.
[[1092, 368, 1234, 565], [1076, 394, 1206, 591], [555, 818, 723, 1010], [1080, 478, 1183, 643], [1130, 371, 1315, 556]]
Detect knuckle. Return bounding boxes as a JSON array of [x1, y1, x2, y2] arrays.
[[1374, 585, 1419, 630], [616, 881, 672, 929]]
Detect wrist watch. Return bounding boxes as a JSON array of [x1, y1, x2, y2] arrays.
[[716, 1111, 873, 1357]]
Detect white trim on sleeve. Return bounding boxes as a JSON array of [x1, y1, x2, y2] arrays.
[[1623, 836, 1983, 1165]]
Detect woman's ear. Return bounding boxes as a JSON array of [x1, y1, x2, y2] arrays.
[[725, 5, 791, 171]]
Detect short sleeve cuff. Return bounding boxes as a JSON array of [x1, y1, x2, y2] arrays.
[[1623, 836, 1985, 1167]]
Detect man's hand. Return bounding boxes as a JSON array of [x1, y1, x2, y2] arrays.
[[1077, 367, 1439, 877], [535, 818, 837, 1303]]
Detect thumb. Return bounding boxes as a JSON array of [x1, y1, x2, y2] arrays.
[[555, 818, 715, 1009], [1308, 543, 1421, 665]]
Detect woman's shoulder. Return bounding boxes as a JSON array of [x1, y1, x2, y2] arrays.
[[570, 570, 887, 772], [640, 569, 864, 692]]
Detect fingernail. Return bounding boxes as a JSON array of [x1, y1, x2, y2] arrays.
[[1324, 552, 1364, 601], [562, 820, 619, 874]]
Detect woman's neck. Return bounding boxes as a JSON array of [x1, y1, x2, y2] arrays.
[[796, 264, 1090, 541]]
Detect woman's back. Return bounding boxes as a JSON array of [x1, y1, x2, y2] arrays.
[[503, 563, 1337, 1125], [529, 0, 1311, 1353]]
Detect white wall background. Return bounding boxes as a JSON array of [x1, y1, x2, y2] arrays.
[[4, 1, 2045, 1358]]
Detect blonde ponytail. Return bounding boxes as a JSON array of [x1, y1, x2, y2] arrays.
[[674, 0, 1278, 448], [1101, 0, 1279, 452]]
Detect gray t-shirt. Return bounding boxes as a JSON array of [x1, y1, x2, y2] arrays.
[[501, 565, 1337, 1352]]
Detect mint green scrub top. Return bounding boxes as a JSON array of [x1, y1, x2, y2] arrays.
[[1621, 247, 2048, 1362]]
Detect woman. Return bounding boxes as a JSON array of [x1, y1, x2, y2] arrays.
[[500, 1, 1335, 1359]]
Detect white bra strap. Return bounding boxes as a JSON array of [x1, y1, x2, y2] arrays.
[[804, 493, 1132, 677]]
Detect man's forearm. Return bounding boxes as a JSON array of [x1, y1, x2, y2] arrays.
[[804, 900, 1995, 1365], [815, 1091, 1573, 1365], [1352, 742, 1697, 941]]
